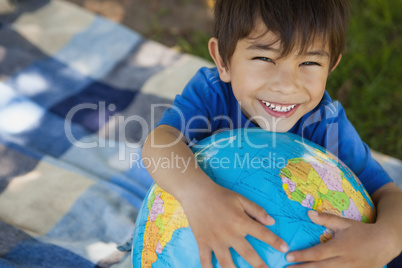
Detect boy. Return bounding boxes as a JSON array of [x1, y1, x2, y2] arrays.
[[142, 0, 402, 267]]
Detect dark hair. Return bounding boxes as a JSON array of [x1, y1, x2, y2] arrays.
[[213, 0, 350, 70]]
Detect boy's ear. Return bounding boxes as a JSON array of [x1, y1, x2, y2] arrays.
[[330, 54, 342, 72], [208, 37, 231, 82]]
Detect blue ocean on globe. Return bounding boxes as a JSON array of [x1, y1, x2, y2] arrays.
[[132, 128, 376, 268]]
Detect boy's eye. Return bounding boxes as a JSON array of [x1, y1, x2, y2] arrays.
[[253, 57, 274, 63], [300, 61, 321, 66]]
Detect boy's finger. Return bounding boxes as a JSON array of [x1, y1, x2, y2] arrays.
[[247, 220, 289, 253], [198, 246, 213, 268], [240, 198, 275, 225], [213, 247, 237, 268], [286, 256, 340, 268], [308, 210, 350, 231], [286, 239, 340, 263], [232, 238, 269, 268]]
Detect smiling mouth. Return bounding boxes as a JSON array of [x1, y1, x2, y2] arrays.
[[261, 100, 297, 112]]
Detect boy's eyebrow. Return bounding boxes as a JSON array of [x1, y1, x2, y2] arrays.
[[246, 43, 330, 58], [304, 50, 330, 58], [246, 43, 280, 53]]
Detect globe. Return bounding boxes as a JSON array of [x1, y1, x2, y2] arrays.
[[131, 128, 376, 267]]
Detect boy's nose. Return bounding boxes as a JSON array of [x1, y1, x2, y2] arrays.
[[270, 69, 300, 94]]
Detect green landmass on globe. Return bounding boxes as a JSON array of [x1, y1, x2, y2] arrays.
[[132, 128, 376, 268]]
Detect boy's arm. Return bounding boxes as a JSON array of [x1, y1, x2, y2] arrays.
[[286, 182, 402, 267], [142, 125, 289, 268]]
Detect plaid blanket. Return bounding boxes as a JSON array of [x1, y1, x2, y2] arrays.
[[0, 0, 212, 267], [0, 0, 400, 267]]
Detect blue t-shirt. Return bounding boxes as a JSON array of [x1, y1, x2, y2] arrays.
[[158, 67, 392, 195]]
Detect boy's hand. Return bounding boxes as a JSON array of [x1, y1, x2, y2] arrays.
[[286, 211, 397, 268], [180, 181, 289, 268]]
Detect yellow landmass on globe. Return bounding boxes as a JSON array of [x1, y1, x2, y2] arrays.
[[342, 175, 375, 222], [281, 157, 375, 226], [283, 160, 324, 203], [141, 185, 189, 268], [288, 159, 311, 183]]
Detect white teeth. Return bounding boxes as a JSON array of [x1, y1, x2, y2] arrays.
[[262, 100, 271, 106], [262, 100, 296, 113]]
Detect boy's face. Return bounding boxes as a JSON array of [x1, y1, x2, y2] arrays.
[[210, 22, 340, 132]]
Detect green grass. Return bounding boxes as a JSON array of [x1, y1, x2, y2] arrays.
[[326, 0, 402, 159], [176, 31, 212, 60], [174, 0, 402, 159]]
